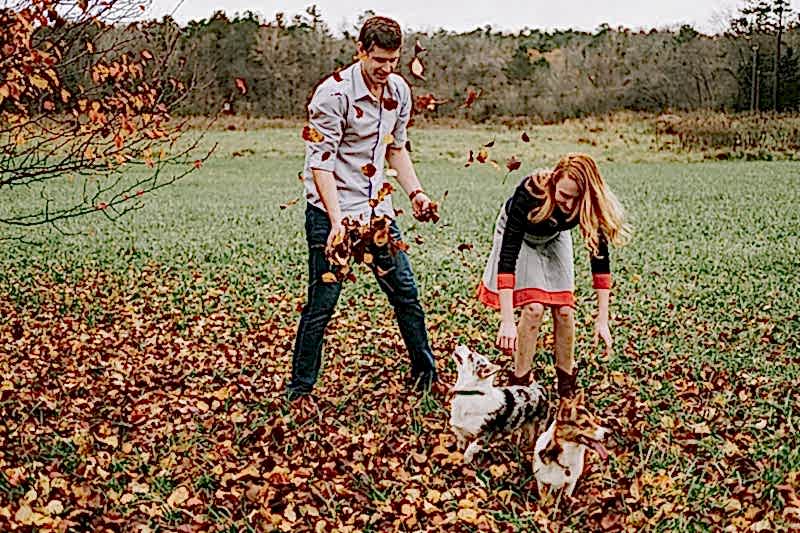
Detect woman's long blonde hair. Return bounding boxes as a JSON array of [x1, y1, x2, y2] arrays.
[[526, 153, 631, 256]]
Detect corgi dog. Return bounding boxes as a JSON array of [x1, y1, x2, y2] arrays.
[[533, 390, 609, 498], [449, 345, 548, 463]]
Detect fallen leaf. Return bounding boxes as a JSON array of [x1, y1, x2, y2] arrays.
[[167, 486, 189, 508]]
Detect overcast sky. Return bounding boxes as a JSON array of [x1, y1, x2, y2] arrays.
[[145, 0, 799, 35]]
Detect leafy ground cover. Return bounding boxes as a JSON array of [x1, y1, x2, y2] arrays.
[[1, 123, 799, 531]]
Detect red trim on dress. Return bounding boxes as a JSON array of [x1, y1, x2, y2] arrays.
[[496, 273, 516, 290], [592, 273, 612, 290], [476, 281, 575, 309]]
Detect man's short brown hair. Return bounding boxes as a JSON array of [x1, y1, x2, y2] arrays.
[[358, 16, 402, 52]]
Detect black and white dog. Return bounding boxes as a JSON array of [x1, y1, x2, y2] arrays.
[[449, 345, 549, 463]]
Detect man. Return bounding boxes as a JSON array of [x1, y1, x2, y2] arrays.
[[287, 16, 440, 400]]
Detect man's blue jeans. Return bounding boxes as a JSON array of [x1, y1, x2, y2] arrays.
[[288, 204, 438, 395]]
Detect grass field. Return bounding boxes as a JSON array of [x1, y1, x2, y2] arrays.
[[1, 121, 799, 531]]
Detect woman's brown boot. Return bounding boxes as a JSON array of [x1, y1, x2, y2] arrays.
[[508, 369, 532, 387], [555, 366, 579, 398]]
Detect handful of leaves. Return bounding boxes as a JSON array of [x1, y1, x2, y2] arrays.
[[414, 200, 440, 223], [323, 215, 410, 283]]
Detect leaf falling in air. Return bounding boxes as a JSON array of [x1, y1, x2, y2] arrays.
[[301, 124, 324, 143], [460, 88, 482, 108], [382, 97, 398, 111], [279, 198, 299, 209], [234, 77, 248, 95], [409, 56, 425, 80], [361, 163, 377, 178]]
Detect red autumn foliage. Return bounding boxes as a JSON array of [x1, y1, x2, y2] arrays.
[[461, 88, 482, 108], [0, 0, 211, 236], [414, 93, 449, 113]]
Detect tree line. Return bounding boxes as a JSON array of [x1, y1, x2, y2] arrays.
[[139, 2, 800, 120]]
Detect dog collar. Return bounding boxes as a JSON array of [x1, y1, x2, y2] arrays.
[[454, 390, 486, 396]]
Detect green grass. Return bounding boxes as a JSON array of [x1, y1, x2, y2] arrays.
[[1, 124, 799, 531]]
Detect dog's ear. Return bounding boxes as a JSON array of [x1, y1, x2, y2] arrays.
[[557, 395, 576, 419], [452, 345, 468, 366]]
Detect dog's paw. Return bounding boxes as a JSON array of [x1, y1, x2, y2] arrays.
[[463, 441, 482, 464]]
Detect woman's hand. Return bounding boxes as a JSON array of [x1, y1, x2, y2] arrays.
[[593, 318, 613, 356], [496, 320, 518, 354]]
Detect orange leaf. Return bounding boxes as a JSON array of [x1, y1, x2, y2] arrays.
[[234, 77, 248, 95], [140, 50, 153, 61], [302, 124, 324, 143], [353, 105, 364, 118], [460, 88, 482, 108], [30, 75, 48, 90], [193, 160, 202, 169]]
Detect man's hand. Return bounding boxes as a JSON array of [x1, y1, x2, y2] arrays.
[[411, 191, 431, 219], [410, 190, 439, 223], [325, 220, 347, 256]]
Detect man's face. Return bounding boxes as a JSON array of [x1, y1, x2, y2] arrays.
[[357, 43, 400, 87]]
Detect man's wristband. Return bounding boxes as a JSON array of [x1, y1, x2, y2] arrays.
[[409, 189, 424, 201]]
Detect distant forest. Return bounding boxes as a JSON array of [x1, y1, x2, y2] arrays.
[[61, 2, 800, 120]]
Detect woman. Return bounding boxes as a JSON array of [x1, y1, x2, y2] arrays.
[[476, 154, 630, 399]]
